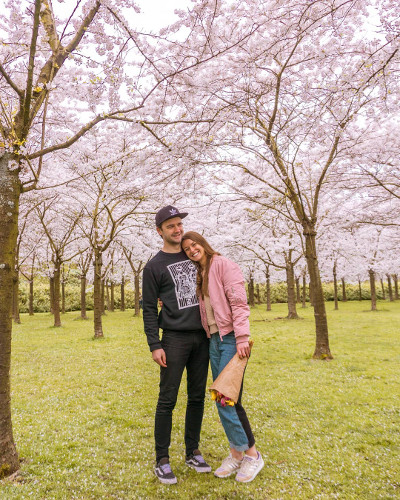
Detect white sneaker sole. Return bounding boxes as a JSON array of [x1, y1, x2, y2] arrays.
[[214, 467, 241, 478]]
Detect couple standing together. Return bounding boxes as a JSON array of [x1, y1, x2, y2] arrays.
[[142, 205, 264, 484]]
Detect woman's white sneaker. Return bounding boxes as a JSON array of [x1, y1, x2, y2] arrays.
[[235, 452, 264, 483], [214, 453, 242, 478]]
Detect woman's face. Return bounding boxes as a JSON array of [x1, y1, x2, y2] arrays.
[[182, 239, 206, 266]]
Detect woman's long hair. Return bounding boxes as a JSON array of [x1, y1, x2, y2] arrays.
[[181, 231, 220, 298]]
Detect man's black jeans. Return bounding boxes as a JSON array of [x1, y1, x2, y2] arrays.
[[155, 329, 209, 462]]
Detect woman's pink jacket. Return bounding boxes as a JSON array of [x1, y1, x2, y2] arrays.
[[198, 255, 250, 345]]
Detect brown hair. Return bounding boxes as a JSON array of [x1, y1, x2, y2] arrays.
[[181, 231, 220, 298]]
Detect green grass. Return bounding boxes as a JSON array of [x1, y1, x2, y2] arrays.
[[1, 301, 399, 499]]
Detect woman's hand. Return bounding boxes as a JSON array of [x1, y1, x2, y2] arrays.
[[237, 342, 251, 359]]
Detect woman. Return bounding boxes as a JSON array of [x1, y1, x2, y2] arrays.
[[182, 231, 264, 483]]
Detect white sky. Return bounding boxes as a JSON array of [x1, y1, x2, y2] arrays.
[[133, 0, 193, 31]]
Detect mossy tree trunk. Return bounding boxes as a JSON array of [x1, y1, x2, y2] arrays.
[[248, 276, 255, 307], [302, 273, 306, 308], [358, 279, 362, 301], [341, 277, 347, 302], [29, 279, 34, 315], [265, 265, 271, 311], [285, 261, 299, 319], [134, 273, 140, 316], [110, 281, 115, 312], [369, 269, 377, 311], [80, 274, 88, 319], [393, 274, 399, 300], [93, 250, 104, 338], [0, 153, 21, 476], [49, 275, 55, 314], [120, 276, 125, 311], [333, 262, 339, 310], [295, 277, 301, 304], [12, 273, 21, 324], [387, 274, 394, 302], [303, 225, 332, 359]]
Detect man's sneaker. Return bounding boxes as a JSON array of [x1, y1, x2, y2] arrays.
[[235, 451, 264, 483], [214, 453, 242, 478], [154, 457, 177, 484], [185, 449, 212, 473]]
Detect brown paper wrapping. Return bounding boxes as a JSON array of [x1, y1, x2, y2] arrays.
[[209, 340, 254, 404]]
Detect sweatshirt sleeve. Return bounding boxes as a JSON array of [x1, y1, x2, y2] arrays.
[[142, 266, 162, 352], [221, 260, 250, 345]]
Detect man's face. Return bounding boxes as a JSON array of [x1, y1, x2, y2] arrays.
[[157, 217, 184, 245]]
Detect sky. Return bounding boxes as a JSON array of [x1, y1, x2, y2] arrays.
[[133, 0, 193, 31]]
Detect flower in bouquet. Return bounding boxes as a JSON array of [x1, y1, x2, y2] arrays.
[[210, 389, 235, 407]]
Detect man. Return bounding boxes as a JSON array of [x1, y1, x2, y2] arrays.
[[142, 205, 211, 484]]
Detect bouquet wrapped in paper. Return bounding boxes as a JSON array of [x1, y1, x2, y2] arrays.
[[209, 340, 254, 405]]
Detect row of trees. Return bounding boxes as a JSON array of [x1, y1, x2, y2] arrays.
[[1, 0, 400, 478]]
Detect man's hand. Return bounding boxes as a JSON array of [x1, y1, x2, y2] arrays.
[[152, 348, 167, 367], [237, 342, 251, 359]]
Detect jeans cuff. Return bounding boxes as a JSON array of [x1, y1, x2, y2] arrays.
[[228, 441, 249, 452]]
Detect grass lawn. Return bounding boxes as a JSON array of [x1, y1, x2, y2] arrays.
[[1, 301, 399, 499]]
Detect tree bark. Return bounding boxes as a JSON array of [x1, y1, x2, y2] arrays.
[[286, 263, 299, 319], [295, 277, 301, 304], [248, 276, 255, 307], [333, 263, 339, 311], [105, 281, 110, 311], [0, 153, 20, 476], [61, 279, 66, 314], [134, 273, 140, 316], [358, 279, 362, 301], [80, 275, 88, 319], [266, 267, 271, 311], [302, 274, 306, 308], [100, 279, 105, 315], [49, 275, 54, 314], [303, 225, 332, 359], [393, 274, 399, 300], [120, 276, 125, 311], [110, 281, 115, 312], [341, 277, 347, 302], [380, 278, 386, 300], [12, 273, 21, 324], [387, 274, 394, 302], [53, 257, 62, 327], [369, 269, 377, 311], [93, 250, 104, 338], [256, 283, 261, 304], [29, 279, 34, 315]]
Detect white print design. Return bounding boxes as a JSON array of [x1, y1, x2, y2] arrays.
[[167, 260, 199, 309]]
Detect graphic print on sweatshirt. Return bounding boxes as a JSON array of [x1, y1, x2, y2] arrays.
[[167, 260, 199, 309]]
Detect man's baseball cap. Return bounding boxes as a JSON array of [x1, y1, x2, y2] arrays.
[[155, 205, 188, 227]]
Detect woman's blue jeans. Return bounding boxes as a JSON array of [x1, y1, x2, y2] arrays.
[[209, 332, 255, 452]]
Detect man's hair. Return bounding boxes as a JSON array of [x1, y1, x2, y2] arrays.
[[181, 231, 220, 298]]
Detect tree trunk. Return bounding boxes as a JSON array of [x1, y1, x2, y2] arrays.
[[0, 153, 20, 477], [53, 258, 62, 327], [358, 279, 362, 301], [93, 251, 104, 338], [303, 225, 332, 359], [120, 276, 125, 311], [134, 273, 140, 316], [309, 274, 315, 307], [369, 269, 377, 311], [333, 263, 339, 310], [29, 279, 34, 315], [12, 273, 21, 324], [49, 276, 55, 314], [256, 283, 261, 304], [302, 274, 306, 308], [266, 267, 271, 311], [295, 277, 301, 304], [380, 278, 386, 300], [286, 263, 299, 319], [248, 277, 255, 307], [105, 281, 110, 311], [61, 279, 66, 314], [393, 274, 399, 300], [110, 281, 115, 312], [100, 279, 105, 315], [387, 274, 394, 302], [341, 277, 347, 302], [80, 275, 88, 319]]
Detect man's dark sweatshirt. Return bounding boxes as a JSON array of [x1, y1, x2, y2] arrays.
[[142, 250, 203, 351]]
